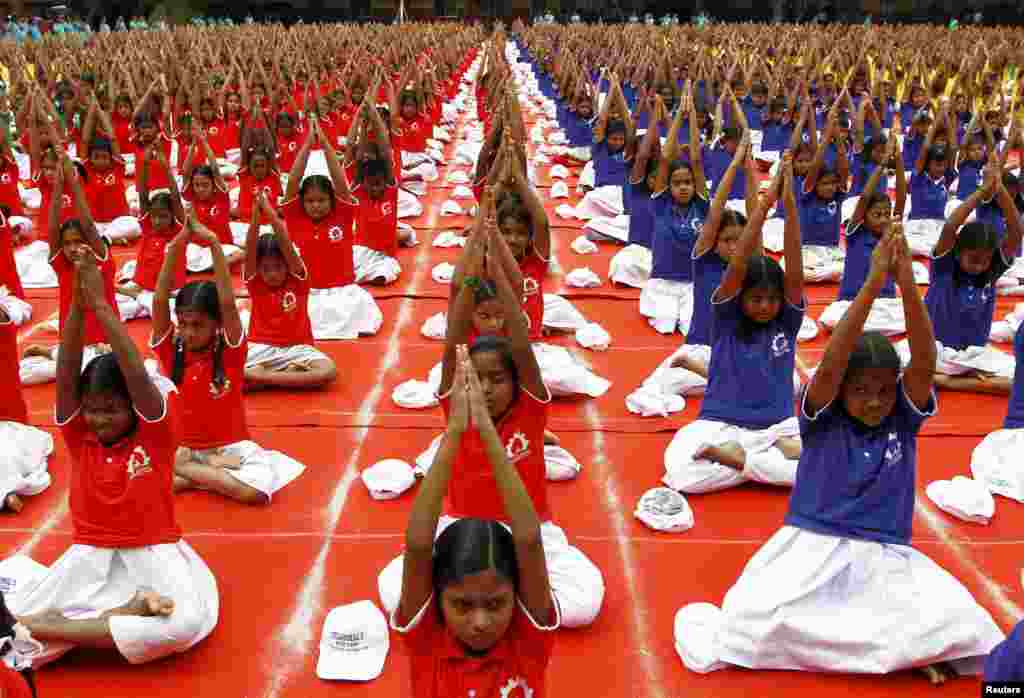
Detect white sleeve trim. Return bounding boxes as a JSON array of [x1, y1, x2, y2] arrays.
[[902, 382, 938, 418], [800, 384, 833, 422], [223, 328, 246, 350], [518, 592, 561, 632], [390, 594, 432, 634], [54, 405, 81, 427], [521, 381, 552, 405], [136, 379, 178, 424], [149, 326, 174, 350]]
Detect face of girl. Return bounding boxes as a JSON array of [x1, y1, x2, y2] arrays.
[[176, 308, 219, 353], [151, 204, 173, 231], [869, 143, 886, 166], [82, 389, 136, 445], [865, 201, 892, 236], [793, 151, 813, 177], [499, 216, 531, 260], [967, 142, 985, 162], [364, 174, 388, 200], [927, 157, 947, 180], [301, 185, 332, 221], [401, 99, 417, 120], [40, 156, 58, 185], [716, 225, 742, 262], [201, 102, 217, 123], [350, 87, 365, 106], [740, 285, 782, 324], [575, 99, 593, 119], [192, 173, 214, 200], [841, 367, 899, 427], [250, 154, 270, 180], [226, 93, 241, 114], [911, 89, 927, 109], [258, 254, 288, 287], [116, 101, 131, 119], [751, 92, 767, 107], [472, 298, 505, 336], [658, 87, 674, 108], [959, 247, 994, 276], [815, 173, 838, 201], [90, 148, 112, 171], [137, 122, 157, 144], [607, 131, 625, 153], [669, 167, 695, 205], [471, 350, 515, 420], [61, 227, 88, 262], [277, 119, 294, 137], [441, 567, 516, 654]]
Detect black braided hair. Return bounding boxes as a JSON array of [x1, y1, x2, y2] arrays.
[[172, 281, 226, 390]]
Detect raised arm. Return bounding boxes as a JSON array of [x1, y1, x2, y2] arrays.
[[780, 151, 804, 306], [284, 119, 316, 202], [695, 132, 746, 257], [713, 156, 775, 303], [893, 226, 937, 408]]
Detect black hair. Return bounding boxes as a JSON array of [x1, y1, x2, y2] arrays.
[[244, 144, 275, 173], [468, 334, 520, 400], [58, 218, 85, 245], [299, 173, 335, 205], [768, 97, 787, 114], [923, 145, 948, 172], [737, 255, 785, 342], [255, 232, 284, 262], [473, 278, 499, 306], [721, 126, 741, 143], [719, 209, 747, 232], [862, 134, 887, 164], [750, 83, 768, 96], [0, 592, 37, 698], [171, 281, 226, 390], [133, 110, 156, 129], [606, 119, 627, 139], [149, 191, 173, 215], [190, 164, 216, 185], [496, 199, 534, 241], [432, 518, 519, 600], [843, 330, 901, 401], [952, 222, 1002, 289], [88, 135, 113, 158], [358, 157, 389, 183], [80, 352, 133, 404]]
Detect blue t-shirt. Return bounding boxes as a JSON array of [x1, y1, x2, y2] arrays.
[[925, 249, 1010, 349], [686, 249, 728, 346], [850, 157, 881, 196], [740, 96, 764, 132], [705, 147, 746, 200], [760, 119, 793, 153], [1003, 323, 1024, 429], [956, 160, 983, 200], [908, 170, 953, 221], [649, 192, 709, 282], [592, 140, 630, 189], [799, 185, 845, 246], [975, 194, 1024, 256], [985, 621, 1024, 682], [785, 381, 936, 545], [838, 222, 897, 301], [626, 178, 654, 248], [698, 292, 805, 429], [901, 133, 923, 171], [771, 174, 805, 220]]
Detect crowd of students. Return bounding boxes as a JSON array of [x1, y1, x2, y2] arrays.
[[0, 16, 1020, 697]]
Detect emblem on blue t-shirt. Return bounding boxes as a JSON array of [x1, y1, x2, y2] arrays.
[[770, 332, 790, 358], [827, 201, 838, 216], [884, 432, 902, 466]]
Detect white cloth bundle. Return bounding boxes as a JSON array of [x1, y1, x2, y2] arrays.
[[926, 477, 995, 524], [575, 323, 610, 351], [566, 268, 602, 288], [571, 236, 599, 254]]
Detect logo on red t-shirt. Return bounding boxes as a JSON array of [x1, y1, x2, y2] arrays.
[[103, 173, 116, 186], [0, 173, 10, 184], [209, 205, 220, 217], [499, 676, 535, 698], [126, 445, 153, 479], [209, 378, 233, 399], [379, 201, 393, 216], [209, 126, 220, 136], [327, 225, 344, 241], [522, 278, 539, 296], [282, 290, 297, 312], [288, 142, 298, 152], [505, 431, 531, 464]]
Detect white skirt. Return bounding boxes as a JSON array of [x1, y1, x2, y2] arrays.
[[971, 428, 1024, 503], [95, 216, 142, 243], [0, 294, 32, 326], [245, 343, 329, 371], [902, 218, 944, 257], [639, 278, 695, 335], [663, 417, 800, 493], [14, 240, 57, 289], [185, 243, 242, 273], [609, 244, 653, 289], [761, 218, 786, 253], [894, 339, 1016, 378], [5, 540, 219, 666], [308, 285, 383, 340], [675, 526, 1004, 675], [228, 222, 273, 248], [184, 440, 305, 500], [0, 421, 53, 507], [352, 245, 401, 285], [377, 516, 603, 629], [819, 297, 906, 336], [783, 245, 845, 284], [575, 185, 623, 219], [8, 215, 33, 236], [542, 293, 588, 332]]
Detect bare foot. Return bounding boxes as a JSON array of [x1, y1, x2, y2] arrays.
[[774, 437, 802, 461], [281, 362, 312, 373], [695, 442, 746, 471], [173, 475, 195, 493], [933, 374, 956, 391], [4, 494, 23, 513], [207, 453, 242, 470], [543, 429, 560, 446], [918, 662, 956, 685], [22, 344, 54, 360], [117, 589, 174, 618]]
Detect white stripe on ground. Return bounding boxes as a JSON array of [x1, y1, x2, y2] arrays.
[[261, 211, 432, 698], [15, 493, 68, 557], [916, 500, 1024, 627], [569, 344, 666, 697]]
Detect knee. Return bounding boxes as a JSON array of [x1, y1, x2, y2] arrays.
[[164, 597, 207, 648], [238, 486, 270, 506], [313, 359, 338, 387]]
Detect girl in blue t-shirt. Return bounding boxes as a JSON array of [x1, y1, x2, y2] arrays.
[[798, 103, 850, 283], [905, 100, 958, 257], [917, 160, 1022, 395], [661, 147, 804, 495], [639, 83, 708, 335], [675, 225, 1004, 682]]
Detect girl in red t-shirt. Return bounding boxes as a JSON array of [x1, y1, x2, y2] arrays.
[[81, 97, 143, 244], [0, 299, 53, 515], [230, 143, 282, 245], [379, 212, 605, 630], [151, 214, 305, 505], [392, 344, 558, 698], [11, 252, 218, 667], [242, 191, 336, 391], [181, 129, 244, 273]]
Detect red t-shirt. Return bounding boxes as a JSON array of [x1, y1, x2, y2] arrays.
[[236, 170, 283, 225], [111, 113, 133, 153], [520, 251, 547, 342], [133, 136, 175, 191], [399, 114, 430, 154], [182, 185, 232, 246], [276, 130, 303, 174], [0, 219, 24, 299], [133, 215, 186, 292], [35, 174, 77, 238], [201, 120, 228, 158], [222, 115, 243, 152], [439, 386, 551, 522], [246, 267, 314, 347], [396, 597, 556, 698], [353, 183, 399, 258], [83, 160, 130, 222], [51, 245, 118, 346], [61, 386, 183, 548], [0, 665, 34, 698], [176, 135, 209, 171], [0, 318, 27, 423], [279, 196, 356, 289], [0, 156, 24, 218], [153, 330, 250, 450]]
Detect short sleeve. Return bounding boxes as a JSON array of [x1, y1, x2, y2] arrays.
[[799, 382, 837, 425], [711, 291, 743, 332], [390, 594, 438, 654], [895, 379, 937, 434], [930, 247, 956, 275], [780, 295, 806, 336], [845, 221, 865, 241]]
